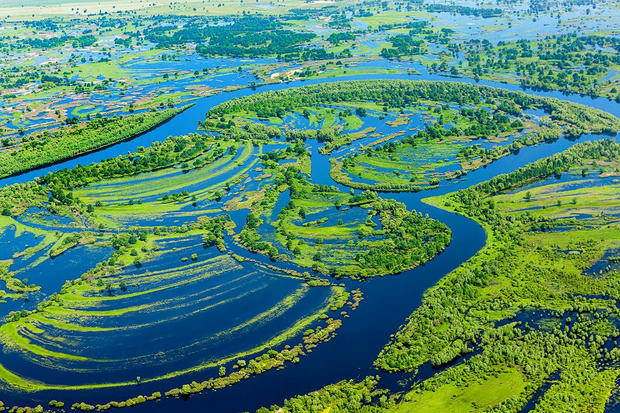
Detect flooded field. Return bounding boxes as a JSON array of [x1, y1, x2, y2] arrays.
[[0, 1, 618, 412]]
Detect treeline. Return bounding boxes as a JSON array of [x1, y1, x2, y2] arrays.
[[257, 377, 387, 412], [376, 17, 446, 58], [201, 118, 284, 141], [355, 198, 451, 275], [327, 32, 356, 45], [238, 182, 283, 261], [41, 133, 228, 191], [403, 107, 522, 142], [207, 80, 538, 121], [0, 106, 189, 179], [196, 28, 313, 59], [380, 33, 426, 58], [0, 181, 48, 217], [0, 67, 75, 90], [144, 17, 320, 59], [425, 4, 502, 17], [2, 34, 98, 51], [461, 35, 620, 99], [376, 139, 619, 372], [206, 80, 618, 140], [261, 141, 308, 163]]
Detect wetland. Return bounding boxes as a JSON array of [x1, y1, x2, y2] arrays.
[[0, 1, 618, 412]]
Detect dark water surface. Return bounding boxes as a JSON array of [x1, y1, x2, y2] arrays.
[[0, 70, 618, 411]]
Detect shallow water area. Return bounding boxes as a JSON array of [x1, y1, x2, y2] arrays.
[[0, 22, 617, 408]]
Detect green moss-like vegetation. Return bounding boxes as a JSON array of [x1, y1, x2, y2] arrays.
[[375, 139, 620, 411], [0, 106, 188, 179], [456, 35, 620, 100], [258, 140, 619, 413], [238, 166, 450, 278], [204, 80, 618, 192]]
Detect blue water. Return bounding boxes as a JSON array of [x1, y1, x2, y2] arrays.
[[1, 62, 618, 187], [0, 72, 617, 411]]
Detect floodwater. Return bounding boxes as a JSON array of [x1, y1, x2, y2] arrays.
[[0, 64, 618, 412]]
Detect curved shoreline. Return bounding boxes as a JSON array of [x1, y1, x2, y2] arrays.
[[0, 74, 617, 411], [1, 64, 618, 188]]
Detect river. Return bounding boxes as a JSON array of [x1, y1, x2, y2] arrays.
[[0, 65, 618, 411]]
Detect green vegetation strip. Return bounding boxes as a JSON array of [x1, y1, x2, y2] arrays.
[[0, 106, 190, 179]]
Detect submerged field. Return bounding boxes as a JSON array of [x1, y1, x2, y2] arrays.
[[0, 1, 618, 409], [0, 78, 616, 412], [376, 140, 620, 413]]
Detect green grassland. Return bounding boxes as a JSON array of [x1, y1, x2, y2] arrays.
[[376, 139, 620, 412], [0, 1, 618, 411], [260, 140, 620, 413], [395, 368, 528, 412], [454, 36, 620, 100], [236, 162, 450, 278]]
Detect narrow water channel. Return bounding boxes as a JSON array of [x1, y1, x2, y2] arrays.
[[1, 69, 617, 410]]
